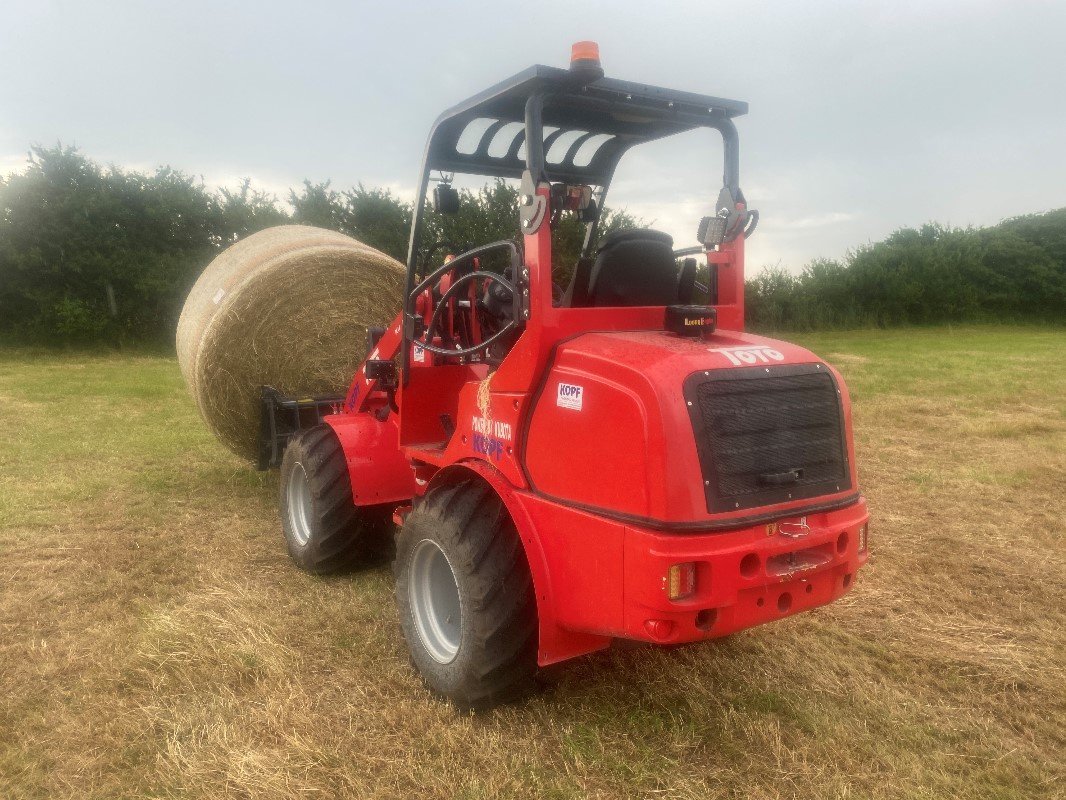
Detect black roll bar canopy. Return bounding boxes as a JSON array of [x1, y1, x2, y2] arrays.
[[405, 64, 748, 271], [426, 64, 745, 185]]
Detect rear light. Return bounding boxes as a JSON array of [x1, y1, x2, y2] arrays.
[[667, 563, 697, 600], [644, 619, 675, 640], [858, 523, 869, 552]]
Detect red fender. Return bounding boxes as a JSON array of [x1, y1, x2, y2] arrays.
[[324, 413, 416, 506], [426, 461, 610, 666]]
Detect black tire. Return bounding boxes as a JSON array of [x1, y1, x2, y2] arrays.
[[394, 478, 538, 710], [279, 424, 390, 574]]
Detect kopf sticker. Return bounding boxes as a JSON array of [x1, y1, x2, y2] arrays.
[[557, 382, 583, 411]]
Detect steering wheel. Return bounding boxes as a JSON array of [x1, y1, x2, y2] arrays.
[[408, 240, 523, 359]]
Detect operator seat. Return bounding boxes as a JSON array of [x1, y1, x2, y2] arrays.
[[566, 228, 685, 307]]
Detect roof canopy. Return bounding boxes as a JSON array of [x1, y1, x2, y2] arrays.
[[424, 65, 747, 186]]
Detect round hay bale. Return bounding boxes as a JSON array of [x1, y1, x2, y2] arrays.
[[176, 225, 405, 462]]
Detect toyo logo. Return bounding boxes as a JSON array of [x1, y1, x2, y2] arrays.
[[710, 345, 786, 366]]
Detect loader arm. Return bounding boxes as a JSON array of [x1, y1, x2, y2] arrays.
[[344, 313, 405, 414]]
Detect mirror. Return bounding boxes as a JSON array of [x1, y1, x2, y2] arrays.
[[432, 184, 461, 214]]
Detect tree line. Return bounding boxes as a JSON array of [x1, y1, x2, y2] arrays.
[[0, 145, 638, 344], [746, 212, 1066, 329], [1, 145, 1063, 344]]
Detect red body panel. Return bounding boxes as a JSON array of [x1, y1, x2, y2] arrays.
[[618, 499, 868, 642], [515, 491, 868, 662], [524, 328, 859, 527], [436, 462, 610, 665], [324, 412, 416, 506], [351, 321, 869, 666], [421, 466, 867, 666], [332, 191, 869, 666]]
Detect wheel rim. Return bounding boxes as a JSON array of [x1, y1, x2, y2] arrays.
[[286, 462, 314, 547], [409, 539, 462, 664]]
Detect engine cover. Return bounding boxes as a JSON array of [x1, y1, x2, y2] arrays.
[[521, 329, 859, 529]]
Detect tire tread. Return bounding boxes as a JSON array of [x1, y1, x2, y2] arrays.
[[395, 478, 537, 710], [280, 424, 389, 574]]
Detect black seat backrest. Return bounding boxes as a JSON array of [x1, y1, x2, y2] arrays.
[[581, 228, 679, 307], [677, 257, 697, 305]]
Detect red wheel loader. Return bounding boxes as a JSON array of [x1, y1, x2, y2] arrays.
[[261, 43, 869, 709]]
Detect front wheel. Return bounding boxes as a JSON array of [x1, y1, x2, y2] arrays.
[[394, 478, 538, 710], [279, 424, 389, 573]]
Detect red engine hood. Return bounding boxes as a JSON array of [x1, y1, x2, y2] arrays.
[[558, 329, 825, 377], [521, 328, 860, 529]]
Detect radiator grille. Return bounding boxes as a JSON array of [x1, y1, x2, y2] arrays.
[[685, 365, 851, 512]]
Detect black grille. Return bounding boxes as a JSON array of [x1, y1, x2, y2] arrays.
[[684, 364, 850, 512]]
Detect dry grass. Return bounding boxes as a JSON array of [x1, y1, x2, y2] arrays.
[[1, 325, 1064, 799]]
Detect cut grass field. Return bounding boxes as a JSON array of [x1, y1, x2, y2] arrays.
[[1, 325, 1064, 799]]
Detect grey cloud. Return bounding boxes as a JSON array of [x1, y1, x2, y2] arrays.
[[2, 0, 1062, 272]]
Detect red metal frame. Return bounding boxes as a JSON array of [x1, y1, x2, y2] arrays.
[[322, 168, 867, 669]]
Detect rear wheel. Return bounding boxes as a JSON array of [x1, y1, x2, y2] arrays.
[[279, 424, 389, 573], [394, 478, 538, 710]]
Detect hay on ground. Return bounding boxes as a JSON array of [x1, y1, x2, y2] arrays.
[[176, 225, 405, 462]]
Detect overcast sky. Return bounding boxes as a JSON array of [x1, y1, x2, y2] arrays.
[[2, 0, 1063, 270]]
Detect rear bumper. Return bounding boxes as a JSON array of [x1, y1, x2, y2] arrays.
[[511, 486, 869, 665], [621, 496, 869, 643]]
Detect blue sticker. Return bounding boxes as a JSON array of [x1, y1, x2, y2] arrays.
[[472, 432, 505, 461]]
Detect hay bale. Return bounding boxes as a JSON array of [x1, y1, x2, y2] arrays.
[[176, 225, 405, 462]]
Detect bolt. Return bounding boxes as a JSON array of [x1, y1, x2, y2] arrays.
[[522, 219, 531, 229], [521, 194, 532, 206], [687, 401, 692, 406]]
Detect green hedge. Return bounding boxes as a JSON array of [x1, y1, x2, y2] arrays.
[[746, 214, 1066, 330], [0, 146, 637, 344], [2, 145, 1063, 344]]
